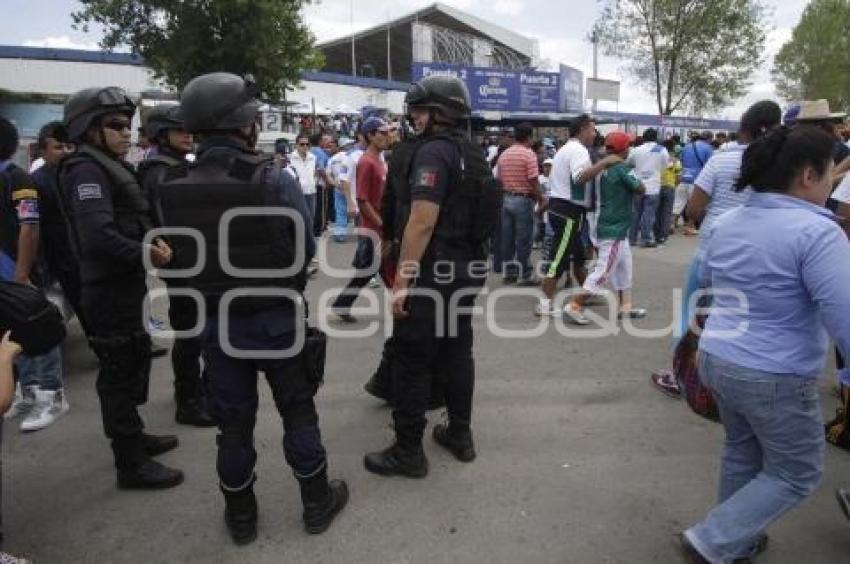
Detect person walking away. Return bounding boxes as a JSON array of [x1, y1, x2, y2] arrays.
[[627, 128, 668, 247], [678, 125, 850, 563], [496, 122, 543, 285]]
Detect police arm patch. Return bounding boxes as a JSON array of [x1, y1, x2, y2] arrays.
[[10, 187, 38, 201], [414, 166, 439, 188], [76, 183, 103, 201]]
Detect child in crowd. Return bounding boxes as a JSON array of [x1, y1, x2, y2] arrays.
[[564, 131, 647, 324]]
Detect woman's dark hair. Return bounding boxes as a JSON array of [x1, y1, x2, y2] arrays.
[[37, 121, 68, 150], [0, 116, 19, 161], [739, 100, 782, 140], [642, 128, 658, 142], [736, 125, 835, 193]]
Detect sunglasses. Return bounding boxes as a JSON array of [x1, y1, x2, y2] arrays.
[[102, 120, 132, 132]]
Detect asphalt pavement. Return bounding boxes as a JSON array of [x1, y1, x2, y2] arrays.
[[4, 234, 850, 563]]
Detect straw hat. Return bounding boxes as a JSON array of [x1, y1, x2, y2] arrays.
[[796, 99, 846, 122]]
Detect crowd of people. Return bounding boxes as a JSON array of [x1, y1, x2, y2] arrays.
[[3, 67, 850, 562]]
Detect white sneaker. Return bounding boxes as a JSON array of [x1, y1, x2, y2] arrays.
[[5, 384, 37, 419], [20, 389, 69, 432], [534, 299, 558, 317], [0, 552, 30, 564], [563, 305, 591, 325]]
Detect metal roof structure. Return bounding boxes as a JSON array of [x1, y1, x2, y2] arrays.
[[318, 2, 538, 82]]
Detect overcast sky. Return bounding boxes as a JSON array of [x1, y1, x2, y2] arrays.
[[2, 0, 809, 119]]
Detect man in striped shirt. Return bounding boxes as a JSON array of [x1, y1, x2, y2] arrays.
[[496, 122, 543, 284]]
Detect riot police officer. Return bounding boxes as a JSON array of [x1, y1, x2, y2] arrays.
[[59, 87, 184, 489], [364, 75, 500, 477], [155, 72, 347, 545], [137, 105, 215, 428]]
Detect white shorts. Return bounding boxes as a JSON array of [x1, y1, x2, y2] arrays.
[[583, 239, 633, 293], [673, 182, 693, 215]]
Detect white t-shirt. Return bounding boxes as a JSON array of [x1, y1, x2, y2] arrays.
[[326, 152, 348, 187], [549, 139, 593, 207], [289, 151, 317, 195], [833, 174, 850, 204], [343, 145, 366, 213], [627, 142, 669, 196]]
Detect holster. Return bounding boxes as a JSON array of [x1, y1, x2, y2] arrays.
[[302, 325, 327, 394]]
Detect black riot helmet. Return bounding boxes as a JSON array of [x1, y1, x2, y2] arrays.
[[178, 72, 261, 133], [405, 75, 471, 125], [63, 86, 136, 141], [145, 104, 184, 141]]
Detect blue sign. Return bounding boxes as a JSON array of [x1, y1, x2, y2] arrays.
[[411, 62, 562, 113], [559, 65, 584, 112]]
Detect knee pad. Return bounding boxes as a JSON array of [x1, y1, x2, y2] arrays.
[[216, 416, 257, 489]]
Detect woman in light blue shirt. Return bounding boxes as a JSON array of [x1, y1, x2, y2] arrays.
[[679, 126, 850, 563]]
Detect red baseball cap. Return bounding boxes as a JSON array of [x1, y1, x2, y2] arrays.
[[605, 131, 631, 154]]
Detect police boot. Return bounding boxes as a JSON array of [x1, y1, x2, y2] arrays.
[[297, 466, 349, 534], [220, 475, 258, 545], [141, 432, 180, 457], [175, 374, 217, 427], [363, 442, 428, 478], [175, 396, 217, 427], [115, 437, 184, 490], [433, 422, 476, 462]]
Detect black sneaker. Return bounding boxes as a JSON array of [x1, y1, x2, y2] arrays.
[[677, 534, 709, 564], [142, 433, 179, 457], [432, 423, 476, 462], [117, 459, 184, 490], [364, 444, 428, 478]]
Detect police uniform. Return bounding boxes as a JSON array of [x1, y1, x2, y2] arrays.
[[59, 86, 183, 490], [156, 72, 347, 545], [365, 74, 501, 477], [138, 133, 215, 428]]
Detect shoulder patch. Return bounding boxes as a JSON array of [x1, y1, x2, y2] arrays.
[[414, 166, 439, 188], [76, 183, 103, 201]]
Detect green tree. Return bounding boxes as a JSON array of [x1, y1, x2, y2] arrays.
[[72, 0, 323, 101], [772, 0, 850, 111], [593, 0, 767, 115]]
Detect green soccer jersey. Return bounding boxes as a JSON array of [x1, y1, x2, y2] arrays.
[[596, 162, 643, 241]]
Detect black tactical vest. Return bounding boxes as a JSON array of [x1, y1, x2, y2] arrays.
[[154, 147, 305, 313], [60, 144, 154, 242], [394, 132, 503, 265]]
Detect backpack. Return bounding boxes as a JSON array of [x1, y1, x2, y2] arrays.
[[0, 281, 66, 356]]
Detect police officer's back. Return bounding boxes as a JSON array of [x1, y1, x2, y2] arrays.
[[59, 86, 183, 490], [364, 75, 501, 478], [155, 72, 347, 545]]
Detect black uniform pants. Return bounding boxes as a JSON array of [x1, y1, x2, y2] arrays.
[[82, 277, 151, 468], [202, 314, 327, 489], [391, 279, 480, 449], [168, 293, 203, 404]]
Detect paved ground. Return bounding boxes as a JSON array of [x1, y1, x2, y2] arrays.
[[4, 235, 850, 563]]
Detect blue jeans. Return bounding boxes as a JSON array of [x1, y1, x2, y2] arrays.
[[686, 352, 824, 562], [304, 193, 317, 229], [500, 194, 535, 279], [333, 188, 348, 241], [15, 345, 63, 391], [630, 193, 660, 245], [654, 186, 675, 242]]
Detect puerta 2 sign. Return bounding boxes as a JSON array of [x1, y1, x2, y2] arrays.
[[411, 62, 562, 113]]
